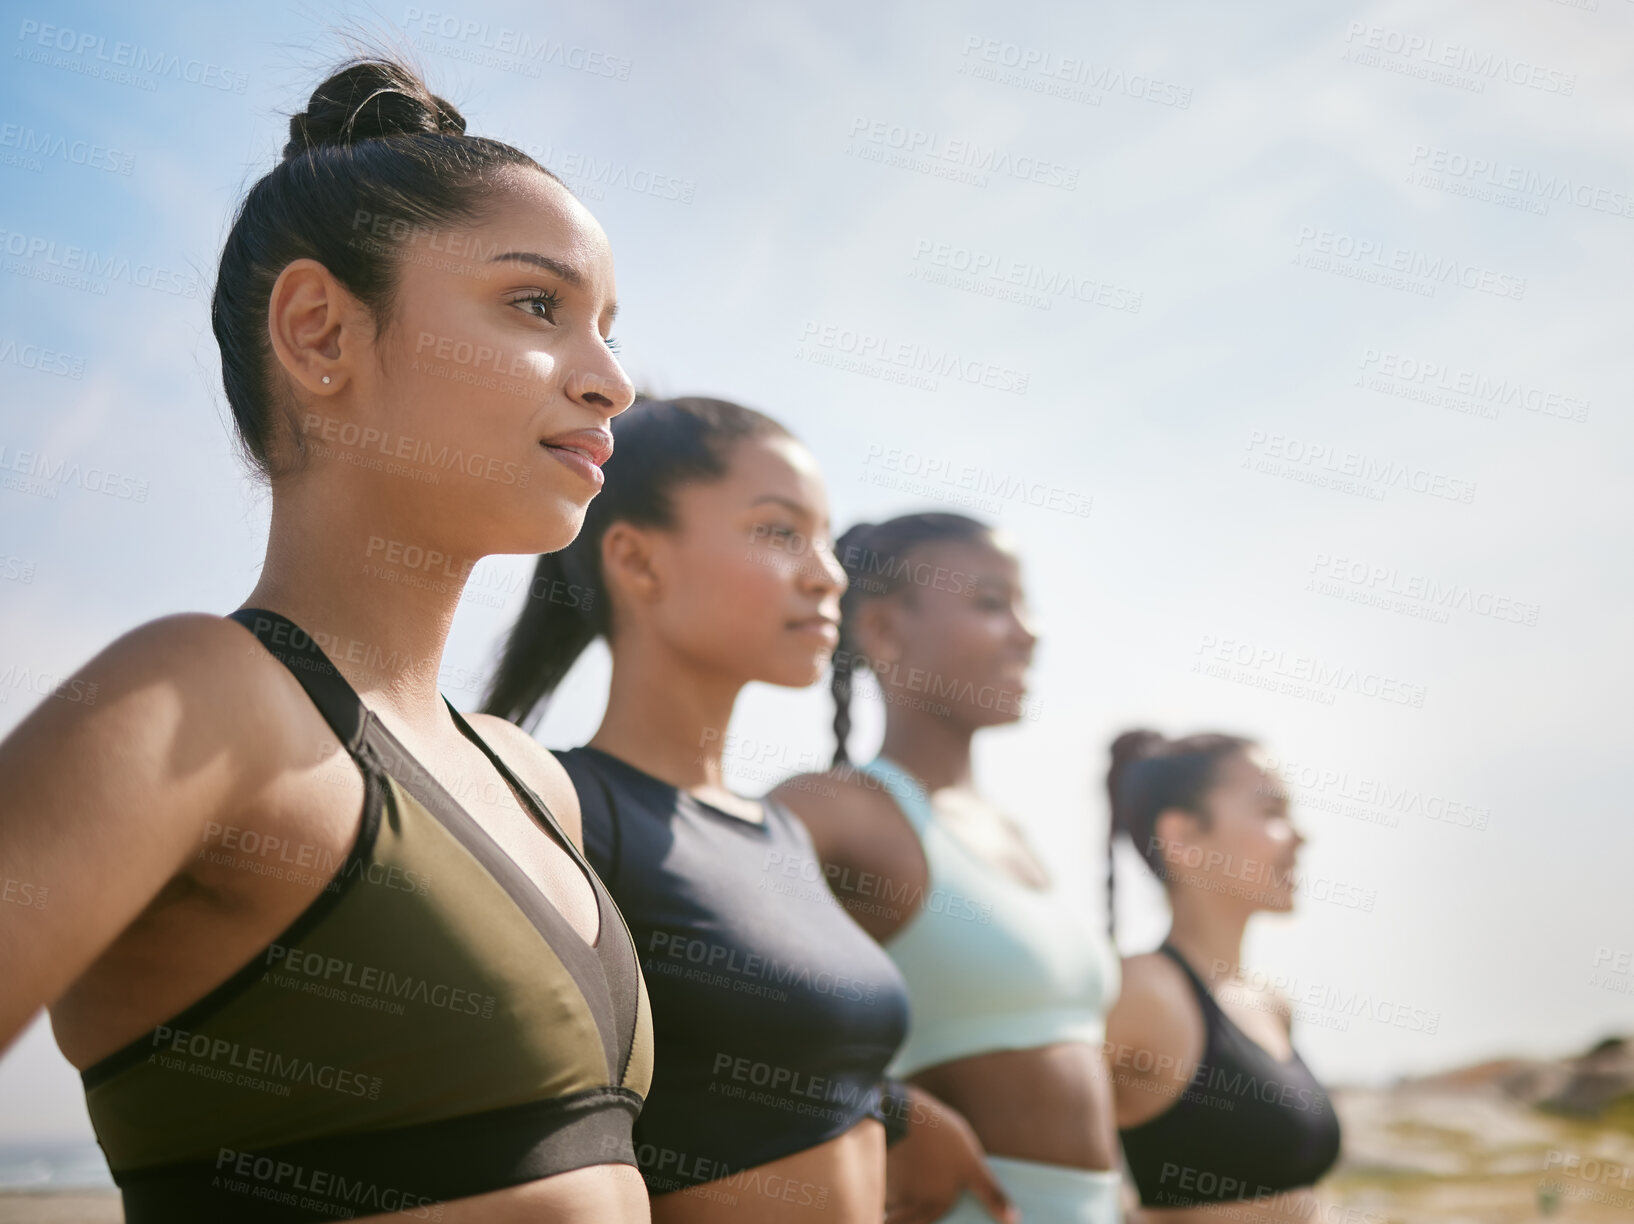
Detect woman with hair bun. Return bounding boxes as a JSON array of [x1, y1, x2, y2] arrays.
[[771, 512, 1122, 1223], [1103, 731, 1343, 1222], [0, 57, 653, 1222]]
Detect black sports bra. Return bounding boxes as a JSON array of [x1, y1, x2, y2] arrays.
[[557, 745, 910, 1195], [1119, 943, 1341, 1208], [80, 609, 653, 1223]]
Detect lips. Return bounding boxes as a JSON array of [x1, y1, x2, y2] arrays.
[[540, 427, 613, 467]]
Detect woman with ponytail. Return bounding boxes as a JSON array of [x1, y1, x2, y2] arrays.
[[770, 514, 1123, 1223], [483, 399, 999, 1224], [1103, 731, 1342, 1221], [0, 56, 654, 1222]]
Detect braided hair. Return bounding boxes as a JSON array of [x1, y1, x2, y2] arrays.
[[828, 512, 992, 766]]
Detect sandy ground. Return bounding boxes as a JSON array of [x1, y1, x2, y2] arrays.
[[0, 1193, 121, 1224]]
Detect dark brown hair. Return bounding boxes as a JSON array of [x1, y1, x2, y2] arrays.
[[212, 57, 554, 478], [480, 396, 793, 730], [1104, 729, 1257, 937], [827, 513, 993, 766]]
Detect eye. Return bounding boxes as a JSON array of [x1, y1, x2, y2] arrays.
[[604, 335, 622, 355], [510, 289, 562, 323]]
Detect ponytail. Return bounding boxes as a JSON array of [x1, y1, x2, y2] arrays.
[[1103, 728, 1255, 939], [481, 396, 791, 730], [481, 547, 605, 731]]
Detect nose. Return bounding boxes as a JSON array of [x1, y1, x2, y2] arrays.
[[563, 341, 636, 421], [1012, 606, 1040, 652], [803, 535, 848, 598]]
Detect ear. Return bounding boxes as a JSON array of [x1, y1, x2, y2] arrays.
[[852, 595, 904, 665], [1152, 806, 1203, 867], [266, 258, 362, 397], [600, 521, 659, 608]]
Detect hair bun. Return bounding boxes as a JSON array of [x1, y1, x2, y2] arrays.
[[1109, 728, 1165, 765], [284, 58, 465, 161]]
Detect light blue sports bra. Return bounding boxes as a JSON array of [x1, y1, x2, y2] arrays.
[[859, 756, 1120, 1078]]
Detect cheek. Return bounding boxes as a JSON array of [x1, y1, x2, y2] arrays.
[[669, 546, 790, 642]]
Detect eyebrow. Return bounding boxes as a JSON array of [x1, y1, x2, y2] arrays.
[[751, 494, 820, 520], [491, 251, 619, 324]]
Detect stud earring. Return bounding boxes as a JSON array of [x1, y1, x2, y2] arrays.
[[322, 376, 331, 384]]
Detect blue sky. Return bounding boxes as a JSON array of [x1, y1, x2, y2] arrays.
[[1, 0, 1630, 1143]]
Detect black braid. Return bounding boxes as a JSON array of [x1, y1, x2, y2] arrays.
[[828, 522, 873, 767], [827, 513, 991, 768]]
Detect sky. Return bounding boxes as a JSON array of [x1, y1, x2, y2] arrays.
[[1, 0, 1630, 1147]]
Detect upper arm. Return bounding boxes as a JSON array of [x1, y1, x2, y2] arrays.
[[461, 713, 585, 851], [0, 614, 285, 1052], [1106, 954, 1204, 1125], [769, 773, 851, 864]]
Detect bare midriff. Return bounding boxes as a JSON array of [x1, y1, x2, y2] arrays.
[[651, 1118, 886, 1224], [909, 1042, 1120, 1171]]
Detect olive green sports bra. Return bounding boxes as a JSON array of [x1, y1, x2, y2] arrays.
[[79, 609, 653, 1223]]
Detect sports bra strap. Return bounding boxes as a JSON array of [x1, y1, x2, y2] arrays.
[[1158, 942, 1224, 1019], [856, 755, 935, 835], [442, 699, 582, 870], [229, 608, 369, 756]]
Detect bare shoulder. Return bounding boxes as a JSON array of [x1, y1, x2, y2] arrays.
[[0, 612, 314, 1046], [1109, 952, 1202, 1059], [460, 712, 583, 846], [28, 611, 305, 761], [769, 765, 901, 858]]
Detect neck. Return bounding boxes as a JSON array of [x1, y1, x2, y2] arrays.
[[244, 480, 478, 737], [589, 632, 745, 791], [1164, 885, 1253, 986], [875, 706, 978, 794]]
